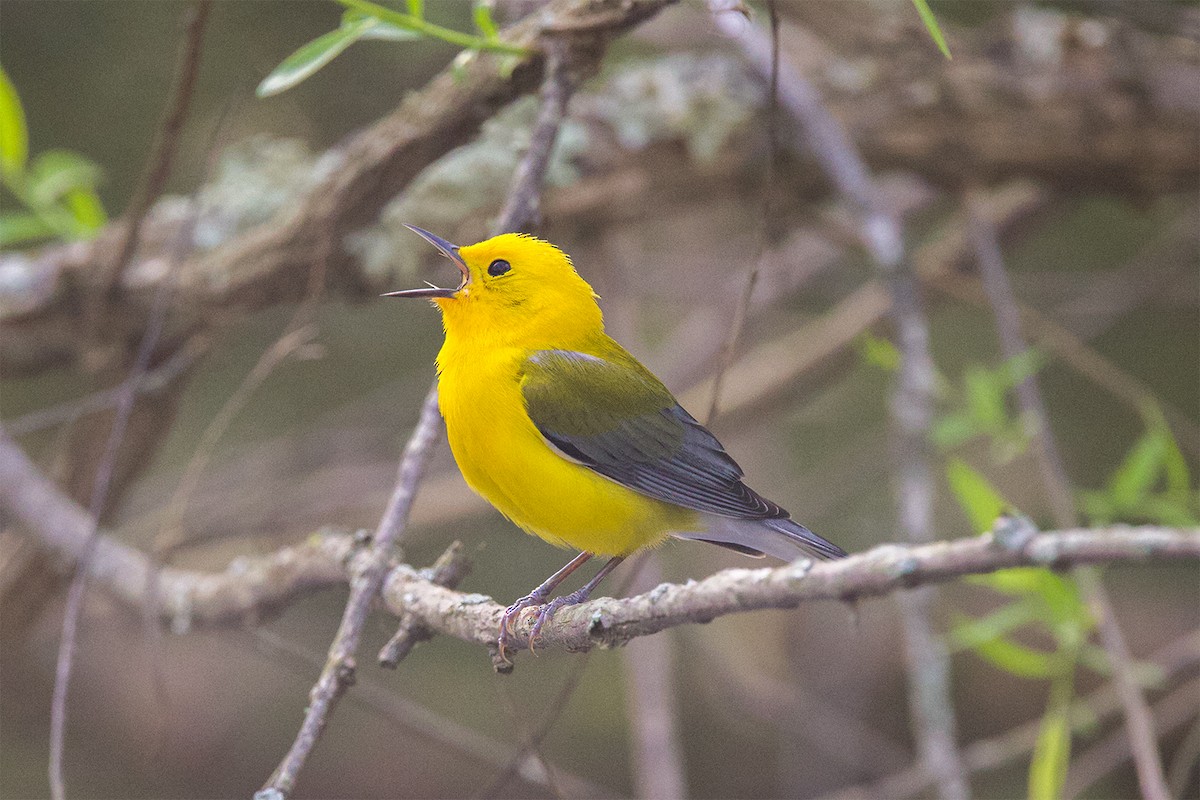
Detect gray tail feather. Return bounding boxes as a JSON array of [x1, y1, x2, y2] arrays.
[[674, 516, 847, 562]]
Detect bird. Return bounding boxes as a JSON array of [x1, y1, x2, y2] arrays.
[[385, 225, 847, 656]]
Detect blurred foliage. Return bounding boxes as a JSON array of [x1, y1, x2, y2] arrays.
[[0, 64, 107, 248], [861, 307, 1196, 798], [934, 351, 1044, 462], [910, 0, 952, 59], [1081, 405, 1200, 527], [257, 0, 524, 97]]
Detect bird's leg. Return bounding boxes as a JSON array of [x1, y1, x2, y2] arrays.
[[499, 551, 593, 659], [529, 555, 625, 651]]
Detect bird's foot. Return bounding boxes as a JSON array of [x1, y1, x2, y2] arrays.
[[497, 589, 550, 662], [528, 587, 592, 653]]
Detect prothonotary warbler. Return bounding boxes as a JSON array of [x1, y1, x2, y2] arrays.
[[386, 226, 847, 655]]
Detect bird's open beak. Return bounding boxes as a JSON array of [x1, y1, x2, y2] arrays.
[[382, 224, 470, 299]]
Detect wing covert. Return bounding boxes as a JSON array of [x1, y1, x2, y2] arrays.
[[520, 349, 787, 519]]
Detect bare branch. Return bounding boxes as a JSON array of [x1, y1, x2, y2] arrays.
[[0, 431, 1195, 647], [378, 541, 471, 668], [381, 527, 1200, 656], [259, 386, 443, 799], [92, 1, 211, 303]]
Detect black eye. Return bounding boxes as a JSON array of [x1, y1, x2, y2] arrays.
[[487, 259, 511, 277]]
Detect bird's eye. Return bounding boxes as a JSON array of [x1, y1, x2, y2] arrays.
[[487, 259, 511, 277]]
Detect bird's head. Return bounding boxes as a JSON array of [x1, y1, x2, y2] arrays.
[[385, 226, 602, 346]]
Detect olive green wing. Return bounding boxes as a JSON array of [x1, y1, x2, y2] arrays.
[[519, 349, 786, 519]]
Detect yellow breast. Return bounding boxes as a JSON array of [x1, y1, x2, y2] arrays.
[[435, 342, 696, 557]]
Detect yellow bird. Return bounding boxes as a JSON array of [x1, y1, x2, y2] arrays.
[[386, 226, 846, 653]]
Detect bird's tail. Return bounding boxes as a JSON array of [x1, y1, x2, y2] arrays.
[[674, 515, 848, 562]]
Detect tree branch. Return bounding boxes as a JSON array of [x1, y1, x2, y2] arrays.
[[3, 432, 1196, 655], [259, 385, 443, 799]]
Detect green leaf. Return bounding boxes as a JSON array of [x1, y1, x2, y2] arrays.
[[858, 333, 900, 372], [63, 186, 107, 232], [1108, 427, 1166, 509], [994, 349, 1043, 389], [343, 10, 424, 42], [1143, 406, 1192, 501], [910, 0, 952, 60], [964, 365, 1007, 434], [0, 64, 29, 180], [1028, 675, 1074, 800], [971, 635, 1060, 679], [946, 457, 1007, 532], [26, 150, 102, 207], [405, 0, 423, 17], [948, 603, 1039, 653], [336, 0, 530, 56], [473, 1, 499, 39], [257, 16, 416, 98], [933, 413, 977, 450], [0, 211, 53, 247]]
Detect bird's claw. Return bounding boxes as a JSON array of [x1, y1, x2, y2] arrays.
[[497, 591, 547, 662], [528, 596, 572, 651], [496, 589, 588, 660]]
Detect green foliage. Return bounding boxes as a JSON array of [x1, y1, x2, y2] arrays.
[[945, 457, 1009, 533], [857, 333, 901, 373], [910, 0, 952, 59], [256, 12, 419, 97], [0, 65, 107, 248], [1028, 675, 1073, 800], [933, 350, 1043, 462], [952, 566, 1094, 799], [257, 0, 529, 98], [1079, 405, 1199, 526], [0, 64, 28, 181]]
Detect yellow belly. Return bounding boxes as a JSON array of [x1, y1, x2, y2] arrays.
[[437, 348, 697, 557]]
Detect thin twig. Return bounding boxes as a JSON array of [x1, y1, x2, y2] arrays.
[[710, 5, 967, 795], [966, 191, 1075, 526], [1063, 678, 1199, 799], [966, 191, 1171, 800], [259, 386, 443, 799], [249, 628, 615, 799], [150, 325, 319, 557], [494, 36, 577, 236], [3, 342, 204, 437], [46, 216, 182, 800], [45, 8, 210, 791], [1073, 568, 1172, 800], [704, 0, 780, 425], [87, 1, 210, 324]]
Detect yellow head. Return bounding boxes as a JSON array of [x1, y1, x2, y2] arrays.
[[385, 226, 603, 348]]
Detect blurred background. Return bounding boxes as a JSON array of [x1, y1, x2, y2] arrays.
[[1, 1, 1197, 798]]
